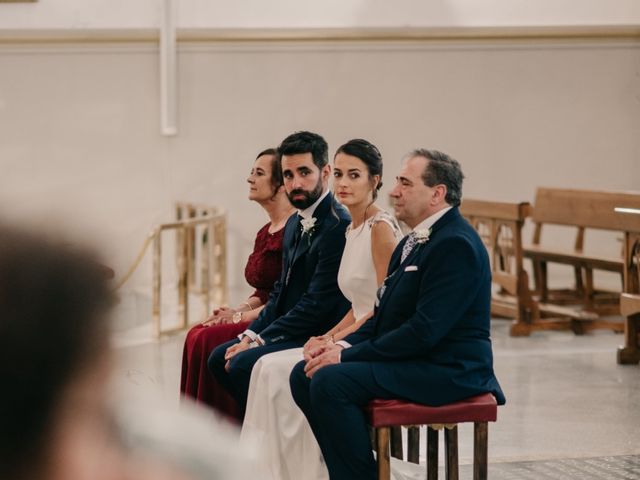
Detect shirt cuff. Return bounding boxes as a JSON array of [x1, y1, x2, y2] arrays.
[[336, 340, 351, 349], [237, 329, 258, 342]]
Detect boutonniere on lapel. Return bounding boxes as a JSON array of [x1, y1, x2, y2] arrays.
[[414, 228, 432, 244], [300, 217, 318, 245]]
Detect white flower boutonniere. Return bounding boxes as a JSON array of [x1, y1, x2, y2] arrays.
[[300, 217, 318, 237], [414, 228, 432, 244]]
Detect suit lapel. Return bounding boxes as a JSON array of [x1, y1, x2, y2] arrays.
[[291, 228, 312, 266], [376, 207, 461, 313]]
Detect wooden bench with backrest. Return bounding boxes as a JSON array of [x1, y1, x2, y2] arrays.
[[460, 199, 541, 336], [523, 188, 640, 334], [616, 207, 640, 364], [461, 198, 597, 336]]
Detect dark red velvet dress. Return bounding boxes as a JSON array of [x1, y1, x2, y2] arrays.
[[180, 222, 284, 420]]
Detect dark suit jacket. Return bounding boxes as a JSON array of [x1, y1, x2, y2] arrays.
[[342, 207, 505, 406], [248, 192, 351, 345]]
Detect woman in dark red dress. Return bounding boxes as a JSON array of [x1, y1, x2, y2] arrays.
[[181, 148, 294, 420]]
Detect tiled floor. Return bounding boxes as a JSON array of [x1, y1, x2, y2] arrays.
[[111, 320, 640, 479], [455, 455, 640, 480]]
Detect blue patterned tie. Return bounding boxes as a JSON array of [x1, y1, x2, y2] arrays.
[[401, 232, 417, 263]]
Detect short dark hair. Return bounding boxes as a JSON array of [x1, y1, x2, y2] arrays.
[[335, 139, 384, 200], [411, 149, 464, 207], [0, 226, 115, 479], [256, 148, 283, 194], [278, 131, 329, 169]]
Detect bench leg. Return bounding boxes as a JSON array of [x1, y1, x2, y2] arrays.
[[390, 426, 403, 460], [445, 426, 459, 480], [407, 426, 420, 464], [427, 426, 438, 480], [573, 265, 585, 299], [376, 427, 391, 480], [583, 267, 594, 311], [617, 313, 640, 364], [474, 422, 488, 480], [532, 260, 549, 301]]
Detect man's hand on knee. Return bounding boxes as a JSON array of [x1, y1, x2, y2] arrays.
[[224, 337, 252, 360], [304, 343, 344, 378]]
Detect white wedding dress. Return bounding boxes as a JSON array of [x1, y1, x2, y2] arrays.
[[241, 211, 402, 480]]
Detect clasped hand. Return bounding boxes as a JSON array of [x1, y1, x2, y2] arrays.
[[302, 335, 330, 360], [201, 305, 235, 326], [303, 341, 343, 378]]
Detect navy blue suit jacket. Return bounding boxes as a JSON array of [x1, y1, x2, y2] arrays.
[[248, 192, 351, 345], [342, 207, 505, 406]]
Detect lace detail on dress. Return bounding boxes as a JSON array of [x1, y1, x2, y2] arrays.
[[345, 210, 402, 238], [367, 210, 402, 238]]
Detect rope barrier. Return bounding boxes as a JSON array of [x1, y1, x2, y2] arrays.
[[113, 227, 159, 290]]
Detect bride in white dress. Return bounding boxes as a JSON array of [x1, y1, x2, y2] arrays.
[[241, 139, 402, 480]]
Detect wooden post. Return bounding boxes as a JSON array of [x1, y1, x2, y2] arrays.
[[390, 426, 403, 460], [473, 422, 488, 480], [427, 426, 438, 480], [444, 425, 459, 480], [152, 231, 162, 339], [186, 205, 196, 289], [376, 427, 391, 480], [177, 225, 189, 330], [407, 426, 420, 464], [213, 217, 228, 306], [201, 220, 212, 317]]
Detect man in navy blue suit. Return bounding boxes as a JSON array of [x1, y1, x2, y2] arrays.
[[290, 149, 505, 480], [208, 131, 351, 417]]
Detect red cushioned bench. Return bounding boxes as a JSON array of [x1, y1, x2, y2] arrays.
[[365, 393, 498, 480]]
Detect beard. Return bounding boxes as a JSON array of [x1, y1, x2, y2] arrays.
[[287, 178, 324, 209]]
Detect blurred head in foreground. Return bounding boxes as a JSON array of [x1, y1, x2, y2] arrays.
[[0, 225, 118, 480], [0, 225, 258, 480]]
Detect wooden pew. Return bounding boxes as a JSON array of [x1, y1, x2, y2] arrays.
[[460, 199, 538, 336], [523, 188, 640, 334], [462, 195, 639, 336], [616, 207, 640, 365]]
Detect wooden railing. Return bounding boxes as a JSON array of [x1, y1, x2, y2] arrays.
[[115, 203, 228, 338], [150, 203, 227, 338]]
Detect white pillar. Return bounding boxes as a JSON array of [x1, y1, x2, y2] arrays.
[[160, 0, 177, 136]]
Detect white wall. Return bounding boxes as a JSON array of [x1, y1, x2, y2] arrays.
[[0, 0, 639, 30], [1, 38, 639, 327]]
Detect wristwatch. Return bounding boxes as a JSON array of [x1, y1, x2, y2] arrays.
[[232, 311, 243, 324]]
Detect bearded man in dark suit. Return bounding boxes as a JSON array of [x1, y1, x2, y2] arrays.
[[208, 131, 351, 417], [290, 149, 505, 480]]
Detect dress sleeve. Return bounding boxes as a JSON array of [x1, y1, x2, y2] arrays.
[[249, 287, 271, 305], [244, 223, 285, 305], [369, 210, 402, 239]]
